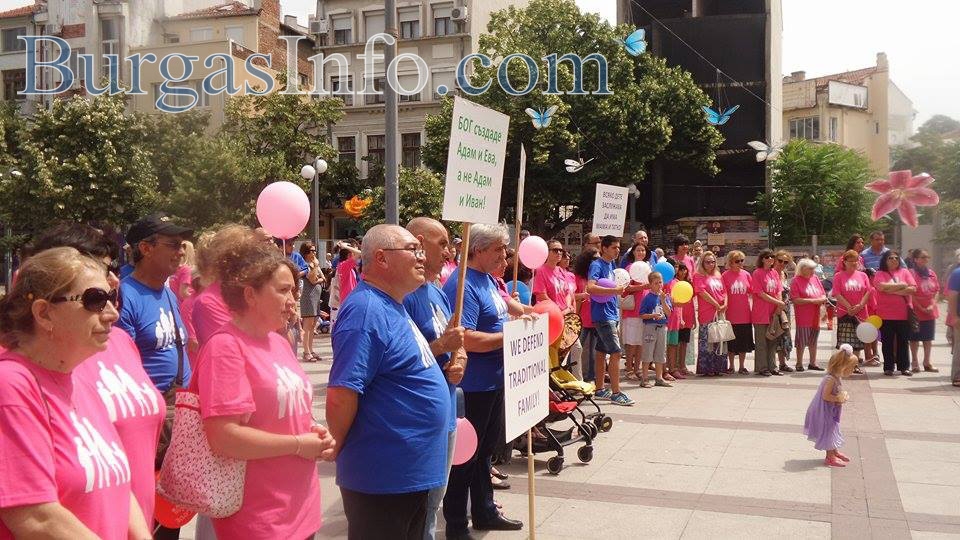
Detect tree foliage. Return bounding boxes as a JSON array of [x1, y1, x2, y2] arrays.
[[422, 0, 721, 236], [752, 140, 875, 245], [358, 167, 452, 232]]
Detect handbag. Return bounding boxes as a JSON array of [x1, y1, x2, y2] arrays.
[[157, 390, 246, 517], [707, 314, 735, 343], [765, 309, 789, 340], [621, 293, 636, 311]]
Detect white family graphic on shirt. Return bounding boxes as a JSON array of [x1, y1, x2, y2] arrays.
[[803, 281, 822, 297], [94, 361, 161, 422], [408, 319, 437, 369], [706, 277, 723, 293], [919, 278, 937, 294], [274, 364, 312, 420], [489, 289, 509, 320], [843, 278, 866, 292], [764, 277, 779, 294], [729, 278, 748, 295], [70, 411, 131, 493], [154, 306, 181, 351]]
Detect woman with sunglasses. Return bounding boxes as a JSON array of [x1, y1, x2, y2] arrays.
[[299, 241, 326, 363], [908, 249, 940, 373], [751, 249, 785, 376], [873, 250, 917, 376], [722, 251, 754, 375], [0, 248, 151, 539], [191, 238, 335, 539], [694, 252, 728, 376]]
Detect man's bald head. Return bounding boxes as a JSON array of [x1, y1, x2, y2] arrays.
[[361, 224, 411, 267], [406, 217, 446, 238], [406, 217, 450, 278]]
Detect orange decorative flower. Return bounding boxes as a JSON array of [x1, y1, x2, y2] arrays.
[[344, 195, 372, 218]]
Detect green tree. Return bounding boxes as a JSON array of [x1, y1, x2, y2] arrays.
[[752, 140, 875, 245], [358, 167, 455, 232], [0, 94, 159, 238], [422, 0, 721, 236]]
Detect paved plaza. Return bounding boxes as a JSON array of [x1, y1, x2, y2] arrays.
[[187, 318, 960, 539]]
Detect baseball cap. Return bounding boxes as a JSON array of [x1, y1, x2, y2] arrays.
[[126, 213, 193, 245]]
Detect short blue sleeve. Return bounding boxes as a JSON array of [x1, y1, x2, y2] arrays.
[[330, 305, 384, 394], [588, 260, 604, 283], [949, 268, 960, 294], [116, 284, 138, 341], [639, 294, 654, 315], [459, 283, 481, 332]]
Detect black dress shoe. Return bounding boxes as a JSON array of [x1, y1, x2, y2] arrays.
[[474, 514, 523, 531], [808, 364, 825, 371]]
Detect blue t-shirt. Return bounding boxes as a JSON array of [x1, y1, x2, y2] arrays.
[[119, 263, 134, 280], [403, 282, 457, 433], [640, 291, 671, 325], [441, 267, 509, 392], [117, 277, 191, 392], [330, 281, 450, 494], [588, 258, 619, 323], [860, 246, 890, 270], [288, 252, 309, 274], [949, 267, 960, 317]]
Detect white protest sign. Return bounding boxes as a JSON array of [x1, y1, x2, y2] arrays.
[[591, 183, 630, 237], [503, 316, 550, 442], [442, 96, 510, 224]]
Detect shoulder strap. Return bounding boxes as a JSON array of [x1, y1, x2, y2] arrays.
[[165, 289, 185, 387]]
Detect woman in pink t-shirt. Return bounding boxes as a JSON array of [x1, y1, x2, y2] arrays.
[[831, 249, 875, 365], [0, 248, 149, 540], [751, 249, 785, 376], [694, 252, 727, 376], [721, 250, 754, 375], [533, 240, 572, 311], [873, 250, 917, 376], [790, 259, 828, 371], [193, 238, 335, 540], [557, 249, 584, 379], [908, 249, 940, 373]]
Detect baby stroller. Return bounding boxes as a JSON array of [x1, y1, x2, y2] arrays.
[[515, 389, 595, 475], [549, 313, 611, 435]]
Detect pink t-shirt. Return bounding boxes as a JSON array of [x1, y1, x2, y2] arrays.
[[562, 270, 577, 312], [722, 269, 752, 324], [168, 265, 193, 303], [621, 286, 647, 319], [872, 269, 917, 321], [533, 265, 570, 310], [678, 255, 696, 277], [910, 269, 940, 321], [192, 323, 321, 539], [575, 276, 593, 328], [750, 268, 782, 324], [338, 257, 359, 303], [790, 274, 825, 328], [192, 281, 232, 347], [180, 294, 198, 344], [439, 260, 457, 285], [669, 279, 695, 329], [0, 353, 132, 540], [74, 328, 163, 526], [694, 272, 726, 324], [832, 270, 872, 321]]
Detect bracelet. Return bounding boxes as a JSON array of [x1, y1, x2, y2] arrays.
[[294, 434, 302, 457]]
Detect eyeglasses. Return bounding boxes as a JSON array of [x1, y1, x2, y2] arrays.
[[50, 288, 119, 313], [776, 259, 789, 264], [549, 248, 564, 253], [152, 239, 185, 250], [307, 249, 317, 253], [704, 260, 716, 264], [762, 254, 774, 259], [383, 246, 426, 259], [732, 259, 744, 264]]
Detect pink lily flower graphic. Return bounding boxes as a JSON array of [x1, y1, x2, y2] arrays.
[[865, 170, 940, 228]]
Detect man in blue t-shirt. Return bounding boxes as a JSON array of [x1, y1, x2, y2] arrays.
[[588, 235, 633, 406], [328, 224, 451, 540], [947, 264, 960, 387], [861, 231, 891, 271], [403, 217, 466, 540], [441, 223, 525, 536]]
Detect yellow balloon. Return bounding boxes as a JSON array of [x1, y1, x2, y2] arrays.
[[867, 315, 883, 329], [671, 281, 694, 304]]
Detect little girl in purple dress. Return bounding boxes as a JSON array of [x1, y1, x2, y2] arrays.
[[803, 344, 858, 467]]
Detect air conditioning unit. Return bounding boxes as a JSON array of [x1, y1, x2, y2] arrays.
[[309, 17, 328, 34], [451, 7, 468, 22]]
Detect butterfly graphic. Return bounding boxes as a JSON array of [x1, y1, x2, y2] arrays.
[[702, 105, 740, 125], [525, 105, 558, 130], [747, 140, 782, 162], [620, 29, 647, 56], [564, 157, 595, 173]]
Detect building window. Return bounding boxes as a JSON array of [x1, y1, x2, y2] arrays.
[[433, 4, 453, 36], [829, 117, 838, 142], [876, 122, 880, 135], [331, 75, 353, 106], [789, 116, 820, 141], [399, 7, 420, 39], [364, 11, 384, 39], [2, 69, 26, 101], [367, 135, 385, 164], [432, 70, 455, 99], [69, 47, 86, 84], [398, 74, 421, 102], [364, 76, 385, 105], [100, 18, 121, 79], [163, 33, 180, 44], [225, 26, 244, 45], [338, 136, 356, 163], [190, 27, 214, 42], [402, 133, 421, 168], [1, 27, 26, 52], [298, 73, 309, 88], [194, 81, 210, 108], [153, 82, 203, 109], [332, 16, 352, 44], [316, 33, 328, 46]]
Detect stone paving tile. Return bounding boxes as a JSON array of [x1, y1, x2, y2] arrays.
[[873, 394, 960, 435], [589, 458, 718, 493], [898, 483, 960, 517], [704, 466, 831, 505], [679, 510, 831, 539], [886, 439, 960, 464], [610, 423, 735, 468], [910, 531, 960, 540]]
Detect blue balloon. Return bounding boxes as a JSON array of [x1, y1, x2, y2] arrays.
[[653, 261, 675, 283], [506, 280, 532, 305]]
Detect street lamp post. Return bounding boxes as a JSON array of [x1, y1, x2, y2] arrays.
[[300, 158, 328, 248]]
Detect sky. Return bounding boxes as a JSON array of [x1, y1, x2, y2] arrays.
[[7, 0, 957, 126]]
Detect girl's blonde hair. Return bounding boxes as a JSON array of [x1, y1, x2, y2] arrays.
[[181, 240, 196, 268], [827, 345, 858, 376]]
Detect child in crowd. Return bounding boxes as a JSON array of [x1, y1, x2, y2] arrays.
[[667, 261, 694, 379], [803, 344, 858, 467], [639, 272, 673, 387]]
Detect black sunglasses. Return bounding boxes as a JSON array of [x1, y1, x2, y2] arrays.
[[762, 254, 774, 259], [549, 248, 564, 253], [50, 288, 119, 313]]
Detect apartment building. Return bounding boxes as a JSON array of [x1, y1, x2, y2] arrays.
[[782, 52, 917, 175], [0, 5, 38, 113]]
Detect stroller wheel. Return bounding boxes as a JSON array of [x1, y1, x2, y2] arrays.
[[546, 456, 564, 475], [596, 415, 613, 433], [577, 445, 594, 463]]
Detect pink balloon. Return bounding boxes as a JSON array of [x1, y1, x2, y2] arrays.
[[256, 181, 310, 239], [518, 235, 548, 269], [452, 418, 478, 465]]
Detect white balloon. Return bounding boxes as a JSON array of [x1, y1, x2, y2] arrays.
[[855, 322, 878, 344], [628, 261, 651, 284], [613, 268, 630, 288]]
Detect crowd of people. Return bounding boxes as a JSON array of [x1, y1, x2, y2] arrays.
[[1, 212, 958, 540]]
